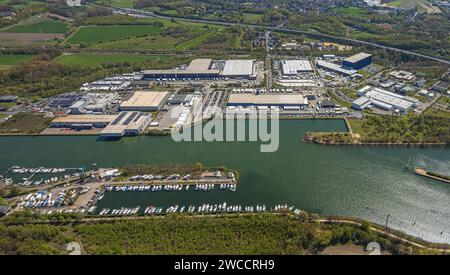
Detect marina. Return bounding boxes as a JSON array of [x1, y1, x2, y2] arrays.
[[98, 203, 290, 216], [0, 120, 450, 244], [5, 166, 83, 187], [105, 183, 236, 192]]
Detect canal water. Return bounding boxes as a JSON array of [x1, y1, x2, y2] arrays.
[[1, 119, 449, 244]]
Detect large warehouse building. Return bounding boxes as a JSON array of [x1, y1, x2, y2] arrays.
[[143, 59, 220, 79], [50, 115, 116, 130], [227, 93, 308, 108], [342, 52, 372, 70], [352, 85, 419, 113], [120, 91, 169, 111], [142, 59, 256, 80], [101, 111, 152, 137], [220, 60, 256, 79], [281, 60, 314, 75]]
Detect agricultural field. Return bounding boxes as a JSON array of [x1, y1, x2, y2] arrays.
[[73, 16, 227, 51], [0, 33, 64, 45], [66, 25, 162, 44], [2, 19, 70, 34], [0, 55, 34, 66], [53, 53, 172, 66]]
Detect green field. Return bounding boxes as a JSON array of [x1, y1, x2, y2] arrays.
[[243, 13, 263, 23], [3, 20, 70, 34], [94, 0, 135, 8], [67, 25, 162, 44], [331, 7, 365, 16], [53, 53, 171, 66], [174, 31, 216, 50], [0, 55, 34, 65], [90, 35, 184, 50]]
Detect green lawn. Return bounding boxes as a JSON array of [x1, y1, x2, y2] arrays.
[[67, 25, 162, 44], [0, 55, 34, 65], [3, 20, 70, 34], [53, 53, 171, 66]]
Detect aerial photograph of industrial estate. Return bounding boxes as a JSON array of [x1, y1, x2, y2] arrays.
[[0, 0, 449, 261]]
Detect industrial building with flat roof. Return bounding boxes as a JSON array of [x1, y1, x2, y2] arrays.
[[186, 59, 212, 70], [227, 93, 308, 108], [50, 115, 116, 129], [142, 59, 256, 80], [352, 85, 419, 113], [316, 60, 357, 76], [342, 52, 372, 70], [143, 59, 219, 80], [388, 70, 415, 81], [101, 111, 152, 137], [120, 91, 169, 111], [281, 60, 314, 75], [220, 60, 256, 79]]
